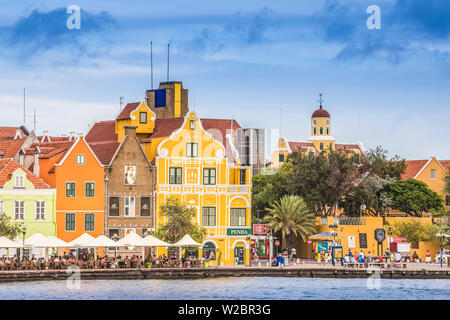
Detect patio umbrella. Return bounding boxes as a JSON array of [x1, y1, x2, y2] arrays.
[[46, 236, 71, 248], [68, 233, 96, 247], [88, 235, 121, 247], [172, 234, 202, 259], [117, 232, 146, 247], [0, 236, 23, 248], [309, 232, 342, 238], [142, 235, 171, 247], [24, 233, 54, 247]]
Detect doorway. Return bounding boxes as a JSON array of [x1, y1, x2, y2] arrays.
[[234, 246, 245, 265]]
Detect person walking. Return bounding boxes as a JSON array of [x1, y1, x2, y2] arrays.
[[425, 250, 431, 264]]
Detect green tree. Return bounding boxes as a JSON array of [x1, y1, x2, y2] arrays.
[[0, 214, 24, 239], [154, 197, 206, 243], [264, 195, 316, 258], [385, 179, 444, 216], [364, 146, 406, 180], [391, 220, 436, 246], [444, 172, 450, 194]]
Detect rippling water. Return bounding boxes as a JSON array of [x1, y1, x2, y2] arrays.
[[0, 277, 449, 300]]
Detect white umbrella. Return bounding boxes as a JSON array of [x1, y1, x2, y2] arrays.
[[24, 233, 53, 247], [0, 236, 23, 248], [142, 234, 171, 247], [117, 232, 146, 247], [88, 235, 121, 247], [69, 233, 96, 247], [172, 234, 202, 247], [46, 236, 71, 248]]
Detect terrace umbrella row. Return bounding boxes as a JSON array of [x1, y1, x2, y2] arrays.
[[0, 232, 202, 258]]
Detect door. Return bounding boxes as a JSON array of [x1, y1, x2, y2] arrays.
[[234, 247, 245, 265]]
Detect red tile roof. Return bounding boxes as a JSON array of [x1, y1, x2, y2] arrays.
[[85, 120, 118, 143], [439, 160, 450, 171], [401, 160, 429, 180], [0, 139, 26, 158], [312, 107, 330, 118], [116, 102, 140, 120], [141, 118, 185, 140], [88, 140, 120, 165], [0, 127, 28, 140], [288, 141, 314, 152], [335, 143, 362, 152], [0, 159, 51, 189], [34, 141, 75, 159]]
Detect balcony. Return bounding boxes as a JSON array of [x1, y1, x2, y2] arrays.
[[229, 185, 250, 193]]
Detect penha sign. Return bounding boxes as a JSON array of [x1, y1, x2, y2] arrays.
[[227, 228, 252, 236]]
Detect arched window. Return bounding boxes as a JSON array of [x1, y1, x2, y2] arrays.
[[326, 128, 329, 135], [319, 127, 324, 135], [329, 143, 332, 149], [202, 242, 216, 260], [320, 143, 324, 151], [313, 128, 317, 135]]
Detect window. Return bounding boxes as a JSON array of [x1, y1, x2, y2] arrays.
[[139, 112, 147, 124], [313, 128, 317, 135], [430, 169, 436, 180], [202, 207, 216, 226], [14, 201, 24, 220], [446, 195, 450, 206], [15, 175, 24, 188], [320, 143, 324, 151], [65, 213, 76, 231], [326, 128, 329, 135], [85, 213, 95, 231], [76, 154, 85, 165], [354, 153, 360, 163], [85, 182, 95, 197], [240, 169, 246, 185], [108, 228, 120, 250], [190, 120, 196, 130], [35, 201, 45, 220], [109, 197, 120, 216], [66, 182, 76, 197], [140, 197, 151, 216], [124, 196, 136, 217], [411, 242, 419, 249], [319, 127, 324, 135], [186, 143, 198, 158], [329, 143, 332, 150], [359, 233, 367, 249], [202, 242, 216, 260], [203, 168, 216, 185], [230, 208, 246, 226], [309, 151, 315, 158], [279, 154, 285, 163], [169, 167, 182, 184]]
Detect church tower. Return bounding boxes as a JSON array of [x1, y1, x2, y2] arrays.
[[308, 93, 335, 152]]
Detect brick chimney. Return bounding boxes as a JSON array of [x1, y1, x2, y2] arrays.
[[124, 126, 137, 137]]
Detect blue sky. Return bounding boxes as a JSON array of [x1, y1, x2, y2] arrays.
[[0, 0, 448, 160]]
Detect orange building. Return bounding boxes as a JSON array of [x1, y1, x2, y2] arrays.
[[38, 135, 105, 247]]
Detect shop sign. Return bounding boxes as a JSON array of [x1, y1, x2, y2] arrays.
[[227, 228, 252, 236], [275, 240, 280, 246], [253, 224, 269, 235]]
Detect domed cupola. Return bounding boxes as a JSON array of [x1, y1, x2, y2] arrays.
[[309, 93, 335, 151]]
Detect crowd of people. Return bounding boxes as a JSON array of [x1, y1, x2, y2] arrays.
[[0, 251, 210, 270]]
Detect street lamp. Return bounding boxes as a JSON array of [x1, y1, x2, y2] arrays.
[[21, 226, 27, 261]]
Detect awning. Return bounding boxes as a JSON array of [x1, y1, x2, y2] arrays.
[[0, 236, 23, 248], [142, 235, 170, 247], [69, 233, 96, 247], [310, 232, 342, 238], [87, 235, 120, 247], [171, 234, 202, 247], [117, 232, 146, 247]]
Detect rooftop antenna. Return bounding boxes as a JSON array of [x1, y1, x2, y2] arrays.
[[167, 43, 170, 82], [23, 88, 26, 126], [150, 41, 153, 90], [119, 96, 124, 111]]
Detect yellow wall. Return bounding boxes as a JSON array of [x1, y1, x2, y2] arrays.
[[116, 101, 156, 142], [154, 112, 252, 265], [415, 157, 448, 199]]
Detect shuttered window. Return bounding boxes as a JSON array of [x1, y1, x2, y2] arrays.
[[359, 233, 367, 249]]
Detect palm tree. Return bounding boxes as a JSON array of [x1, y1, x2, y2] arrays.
[[264, 195, 316, 261]]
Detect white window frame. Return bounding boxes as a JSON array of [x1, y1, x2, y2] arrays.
[[124, 196, 136, 217], [186, 142, 198, 158], [76, 154, 85, 165], [35, 201, 46, 220], [15, 175, 24, 188], [14, 201, 25, 220]]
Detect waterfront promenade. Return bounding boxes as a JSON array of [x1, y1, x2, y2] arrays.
[[0, 262, 449, 282]]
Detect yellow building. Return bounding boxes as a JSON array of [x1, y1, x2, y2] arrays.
[[269, 95, 362, 168], [402, 157, 449, 208], [87, 81, 253, 266], [154, 112, 252, 266]]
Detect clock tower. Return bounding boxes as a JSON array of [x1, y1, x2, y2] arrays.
[[308, 93, 335, 152]]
